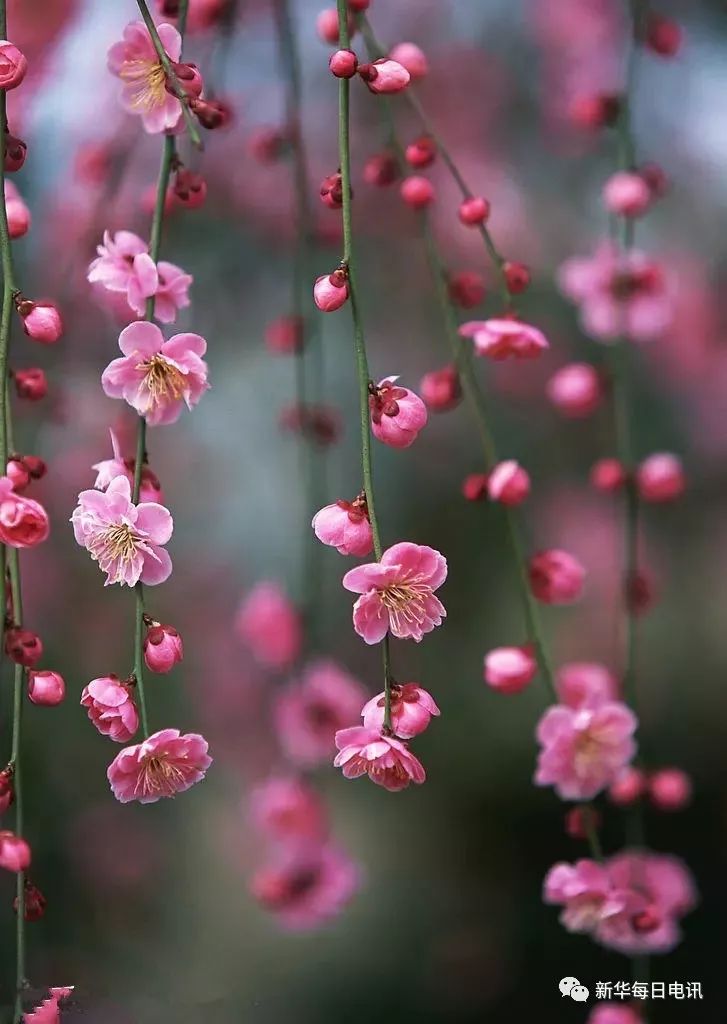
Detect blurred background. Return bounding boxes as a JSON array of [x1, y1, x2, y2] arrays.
[[0, 0, 725, 1020]]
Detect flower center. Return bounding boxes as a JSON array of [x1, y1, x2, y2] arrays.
[[573, 730, 604, 776], [379, 582, 431, 632], [87, 523, 140, 582], [120, 58, 168, 112], [138, 355, 186, 407], [136, 754, 191, 799]]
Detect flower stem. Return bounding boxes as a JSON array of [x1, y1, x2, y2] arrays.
[[8, 550, 25, 1023], [135, 0, 203, 149], [336, 0, 390, 725]]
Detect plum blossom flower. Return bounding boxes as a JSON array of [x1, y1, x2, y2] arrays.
[[361, 683, 439, 739], [153, 260, 193, 323], [71, 475, 173, 587], [235, 581, 302, 669], [543, 858, 645, 940], [535, 699, 637, 800], [558, 242, 672, 342], [93, 429, 163, 503], [529, 549, 585, 604], [102, 321, 209, 426], [459, 318, 549, 360], [0, 830, 30, 872], [250, 843, 359, 930], [249, 776, 328, 845], [274, 660, 367, 765], [107, 21, 183, 134], [369, 376, 427, 448], [342, 542, 447, 643], [0, 476, 49, 548], [334, 726, 426, 791], [81, 675, 139, 742], [107, 728, 212, 804], [556, 662, 618, 709], [312, 494, 373, 556], [87, 230, 158, 315]]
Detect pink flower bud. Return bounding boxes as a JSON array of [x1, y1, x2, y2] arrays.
[[448, 270, 485, 308], [636, 453, 685, 502], [313, 270, 349, 312], [603, 171, 652, 217], [14, 368, 47, 401], [363, 152, 399, 187], [608, 766, 646, 806], [18, 301, 63, 344], [6, 458, 29, 491], [388, 42, 428, 80], [265, 314, 304, 355], [484, 646, 537, 694], [487, 460, 530, 506], [503, 261, 531, 294], [564, 805, 601, 840], [16, 880, 45, 920], [547, 363, 603, 418], [190, 97, 231, 130], [4, 627, 42, 667], [329, 49, 358, 78], [168, 61, 204, 99], [173, 168, 207, 209], [362, 683, 440, 738], [143, 623, 184, 673], [5, 186, 29, 238], [419, 365, 461, 412], [400, 175, 434, 209], [358, 59, 410, 94], [22, 455, 46, 480], [461, 473, 489, 502], [0, 477, 50, 548], [528, 549, 585, 604], [0, 830, 30, 872], [28, 670, 65, 707], [645, 14, 682, 57], [0, 41, 28, 91], [316, 8, 354, 46], [369, 375, 427, 448], [405, 135, 436, 168], [80, 675, 139, 742], [590, 457, 627, 492], [347, 0, 370, 10], [320, 171, 344, 209], [569, 92, 622, 130], [312, 495, 373, 557], [4, 131, 26, 172], [458, 196, 490, 226], [648, 768, 692, 811], [0, 768, 14, 813]]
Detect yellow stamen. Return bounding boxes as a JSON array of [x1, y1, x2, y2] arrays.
[[120, 58, 168, 112], [137, 355, 186, 408]]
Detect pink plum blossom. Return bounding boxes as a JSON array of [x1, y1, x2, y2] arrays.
[[529, 549, 585, 604], [93, 429, 163, 503], [250, 843, 359, 930], [334, 726, 426, 791], [107, 21, 183, 134], [81, 675, 139, 742], [0, 830, 30, 872], [87, 230, 158, 315], [312, 495, 373, 556], [369, 376, 428, 448], [0, 475, 50, 548], [107, 728, 212, 804], [101, 321, 209, 426], [71, 475, 173, 587], [484, 646, 537, 694], [342, 542, 447, 643], [487, 460, 530, 505], [459, 318, 549, 360], [556, 662, 618, 708], [274, 660, 367, 765], [361, 683, 439, 739], [249, 776, 328, 844], [558, 242, 672, 342], [235, 581, 302, 669], [543, 858, 645, 941], [153, 260, 193, 324], [535, 700, 638, 800]]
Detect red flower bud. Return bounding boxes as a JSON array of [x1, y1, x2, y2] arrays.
[[173, 168, 207, 209], [28, 670, 65, 707], [4, 627, 43, 668], [0, 767, 14, 813], [17, 300, 63, 344], [13, 368, 47, 401], [329, 49, 358, 79], [4, 132, 26, 172], [143, 623, 184, 674], [168, 61, 204, 99], [15, 881, 46, 921]]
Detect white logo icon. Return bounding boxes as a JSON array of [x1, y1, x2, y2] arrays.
[[559, 977, 590, 1002]]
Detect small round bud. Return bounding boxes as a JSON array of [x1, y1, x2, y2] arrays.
[[603, 171, 652, 217], [419, 365, 461, 412], [448, 270, 485, 308], [529, 549, 585, 604], [313, 270, 349, 312], [645, 14, 682, 57], [363, 152, 399, 187], [5, 187, 29, 238], [173, 168, 207, 209], [564, 805, 601, 841], [316, 8, 354, 46], [319, 171, 344, 209], [388, 41, 428, 80], [22, 455, 46, 480], [590, 458, 627, 492], [265, 314, 304, 355], [4, 627, 43, 668], [487, 460, 530, 506], [636, 453, 685, 502], [191, 97, 231, 130], [503, 261, 531, 294], [400, 175, 434, 209], [484, 646, 537, 694], [358, 58, 410, 94], [608, 766, 646, 806], [0, 831, 30, 872], [568, 92, 622, 130], [648, 768, 692, 811], [28, 670, 65, 707], [405, 135, 436, 169], [14, 368, 47, 401], [143, 623, 184, 674], [168, 61, 204, 98], [462, 473, 488, 502], [329, 48, 358, 78], [547, 363, 602, 418], [458, 196, 490, 226], [4, 132, 26, 172], [18, 301, 63, 344], [0, 41, 28, 91]]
